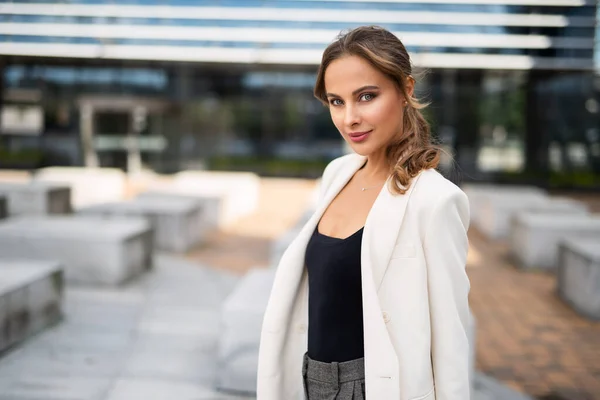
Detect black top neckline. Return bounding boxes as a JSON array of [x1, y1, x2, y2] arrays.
[[315, 226, 364, 243]]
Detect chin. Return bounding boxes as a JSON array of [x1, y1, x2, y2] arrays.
[[346, 142, 376, 157]]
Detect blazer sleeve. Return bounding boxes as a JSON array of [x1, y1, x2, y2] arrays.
[[423, 190, 471, 400]]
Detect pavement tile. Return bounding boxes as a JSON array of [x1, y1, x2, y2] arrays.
[[468, 221, 600, 399], [0, 376, 111, 400]]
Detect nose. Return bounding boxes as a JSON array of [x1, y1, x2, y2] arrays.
[[344, 104, 361, 128]]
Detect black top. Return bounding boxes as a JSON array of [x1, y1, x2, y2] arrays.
[[305, 224, 365, 363]]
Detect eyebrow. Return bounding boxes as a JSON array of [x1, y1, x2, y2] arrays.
[[325, 85, 380, 98]]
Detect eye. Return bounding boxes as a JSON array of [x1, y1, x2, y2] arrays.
[[360, 93, 376, 101], [329, 98, 343, 106]]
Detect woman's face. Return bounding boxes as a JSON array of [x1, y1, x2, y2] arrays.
[[324, 55, 413, 157]]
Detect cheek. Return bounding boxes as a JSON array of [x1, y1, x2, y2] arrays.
[[329, 110, 344, 131], [364, 104, 392, 128], [371, 102, 402, 132]]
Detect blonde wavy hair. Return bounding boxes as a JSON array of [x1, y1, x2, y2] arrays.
[[314, 25, 441, 194]]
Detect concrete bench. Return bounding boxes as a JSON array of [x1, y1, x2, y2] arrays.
[[0, 260, 63, 352], [0, 182, 72, 217], [173, 171, 260, 227], [78, 197, 204, 253], [136, 191, 220, 234], [0, 216, 152, 286], [478, 197, 588, 240], [216, 268, 276, 394], [462, 184, 546, 228], [0, 196, 6, 220], [558, 237, 600, 320], [34, 167, 127, 209], [510, 214, 600, 270]]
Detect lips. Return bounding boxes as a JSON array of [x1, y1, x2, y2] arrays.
[[348, 130, 372, 143]]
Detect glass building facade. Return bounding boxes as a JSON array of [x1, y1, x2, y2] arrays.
[[0, 0, 599, 186]]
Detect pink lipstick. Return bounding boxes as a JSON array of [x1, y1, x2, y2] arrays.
[[348, 130, 371, 143]]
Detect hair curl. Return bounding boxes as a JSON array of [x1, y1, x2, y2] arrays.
[[314, 25, 440, 194]]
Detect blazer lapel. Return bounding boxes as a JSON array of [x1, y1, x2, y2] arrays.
[[363, 171, 423, 291]]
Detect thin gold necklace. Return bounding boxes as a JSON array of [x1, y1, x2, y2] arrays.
[[358, 162, 385, 191], [361, 185, 380, 192], [359, 172, 383, 191]]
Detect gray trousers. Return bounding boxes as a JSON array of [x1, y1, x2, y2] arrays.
[[302, 353, 366, 400]]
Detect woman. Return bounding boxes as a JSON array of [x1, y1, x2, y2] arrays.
[[257, 26, 471, 400]]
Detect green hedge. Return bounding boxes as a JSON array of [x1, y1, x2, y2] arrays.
[[0, 148, 43, 168], [207, 156, 330, 178]]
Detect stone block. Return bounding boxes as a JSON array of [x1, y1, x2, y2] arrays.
[[0, 182, 72, 217], [136, 191, 219, 234], [558, 237, 600, 320], [216, 268, 276, 394], [478, 196, 588, 240], [0, 216, 152, 286], [0, 260, 63, 353], [78, 197, 204, 253], [462, 184, 546, 228], [173, 171, 260, 227], [510, 213, 600, 270], [34, 167, 127, 209]]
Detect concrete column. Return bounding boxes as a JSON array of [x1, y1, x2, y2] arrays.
[[127, 106, 146, 175], [79, 103, 98, 168]]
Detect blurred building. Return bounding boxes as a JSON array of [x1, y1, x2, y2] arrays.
[[0, 0, 599, 185]]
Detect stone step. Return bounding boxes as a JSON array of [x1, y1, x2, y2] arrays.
[[510, 213, 600, 270], [473, 373, 533, 400], [0, 260, 63, 353], [78, 197, 205, 253], [34, 167, 127, 209], [171, 171, 260, 228], [558, 237, 600, 320], [0, 216, 152, 286], [462, 184, 547, 228], [478, 196, 588, 240], [216, 268, 276, 394], [0, 182, 72, 217], [137, 191, 221, 234]]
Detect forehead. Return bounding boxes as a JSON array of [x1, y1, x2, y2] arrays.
[[324, 55, 392, 95]]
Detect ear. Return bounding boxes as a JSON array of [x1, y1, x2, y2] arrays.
[[405, 75, 415, 99]]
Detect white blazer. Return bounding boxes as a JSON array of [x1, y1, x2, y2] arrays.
[[257, 153, 471, 400]]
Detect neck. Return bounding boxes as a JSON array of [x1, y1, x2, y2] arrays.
[[361, 150, 390, 182]]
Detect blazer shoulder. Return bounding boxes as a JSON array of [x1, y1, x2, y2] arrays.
[[413, 168, 468, 206]]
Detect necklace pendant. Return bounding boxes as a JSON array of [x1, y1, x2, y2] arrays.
[[361, 187, 367, 191]]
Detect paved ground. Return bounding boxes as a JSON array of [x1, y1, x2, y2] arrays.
[[0, 252, 527, 400], [1, 172, 597, 399], [468, 226, 600, 400], [0, 254, 252, 400]]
